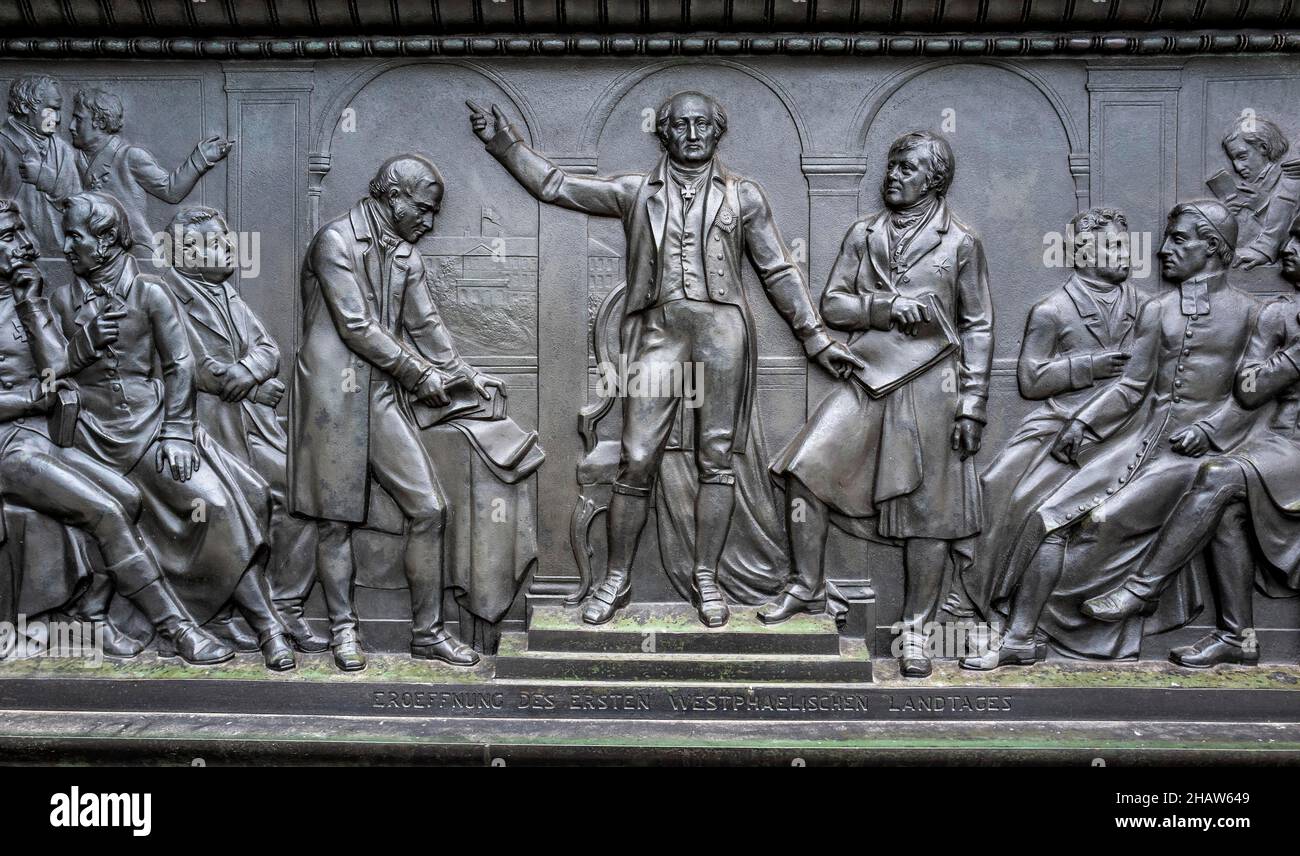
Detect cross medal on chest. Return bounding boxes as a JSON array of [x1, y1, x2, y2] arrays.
[[680, 179, 699, 203]]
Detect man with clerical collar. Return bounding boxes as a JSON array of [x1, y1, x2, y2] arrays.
[[469, 92, 860, 628], [54, 191, 296, 671], [764, 131, 994, 678], [291, 155, 499, 670], [69, 88, 233, 260], [0, 75, 82, 258], [161, 205, 325, 655], [1217, 115, 1300, 269], [954, 208, 1140, 668], [0, 197, 232, 665], [969, 199, 1263, 667], [1076, 212, 1300, 667]]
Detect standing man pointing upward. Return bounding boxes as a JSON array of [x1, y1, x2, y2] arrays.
[[469, 95, 860, 627]]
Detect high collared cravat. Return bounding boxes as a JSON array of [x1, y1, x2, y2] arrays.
[[669, 160, 707, 204], [1241, 161, 1281, 216], [885, 197, 939, 273], [1075, 273, 1125, 336]]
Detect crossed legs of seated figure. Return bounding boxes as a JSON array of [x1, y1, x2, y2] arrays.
[[220, 561, 297, 671], [0, 436, 232, 666], [73, 548, 294, 669], [66, 573, 147, 657], [1082, 458, 1259, 667], [121, 457, 297, 671], [203, 532, 317, 661]]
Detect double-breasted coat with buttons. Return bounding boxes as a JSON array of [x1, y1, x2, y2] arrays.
[[0, 284, 115, 621], [770, 203, 994, 539], [53, 256, 270, 623], [484, 124, 831, 454], [1000, 274, 1261, 658]]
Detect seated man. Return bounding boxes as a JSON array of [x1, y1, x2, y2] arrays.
[[1080, 212, 1300, 667], [0, 197, 229, 665], [53, 191, 294, 671], [966, 200, 1261, 668], [160, 205, 324, 654], [955, 207, 1139, 660]]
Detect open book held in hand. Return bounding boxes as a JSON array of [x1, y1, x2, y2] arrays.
[[1207, 160, 1300, 201], [1205, 169, 1238, 201], [411, 373, 505, 429], [846, 292, 960, 398]]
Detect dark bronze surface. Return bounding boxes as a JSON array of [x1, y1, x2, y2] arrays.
[[0, 0, 1297, 761]]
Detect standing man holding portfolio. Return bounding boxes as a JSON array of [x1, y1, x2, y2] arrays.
[[767, 132, 994, 679]]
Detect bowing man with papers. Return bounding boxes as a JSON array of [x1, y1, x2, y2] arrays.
[[767, 131, 994, 678]]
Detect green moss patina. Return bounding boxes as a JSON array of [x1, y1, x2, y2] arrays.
[[872, 660, 1300, 690], [527, 603, 828, 634], [0, 652, 494, 684]]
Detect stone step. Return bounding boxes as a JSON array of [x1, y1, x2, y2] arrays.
[[494, 633, 872, 683], [526, 602, 841, 655]]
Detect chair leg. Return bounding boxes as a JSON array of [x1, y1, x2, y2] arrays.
[[566, 492, 606, 606]]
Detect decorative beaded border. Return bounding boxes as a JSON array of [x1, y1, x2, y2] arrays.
[[3, 32, 1300, 59]]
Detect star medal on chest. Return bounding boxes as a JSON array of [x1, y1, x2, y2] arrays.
[[932, 255, 951, 275]]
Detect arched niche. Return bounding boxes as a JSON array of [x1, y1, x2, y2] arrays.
[[314, 61, 542, 360], [855, 61, 1082, 361], [586, 61, 812, 365]]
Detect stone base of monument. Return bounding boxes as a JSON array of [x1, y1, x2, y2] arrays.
[[494, 602, 872, 682], [0, 651, 1297, 764]]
